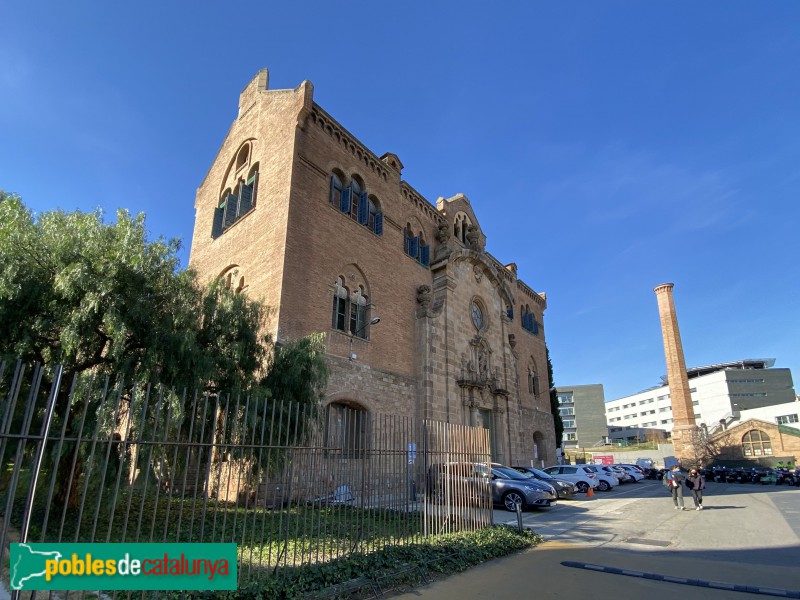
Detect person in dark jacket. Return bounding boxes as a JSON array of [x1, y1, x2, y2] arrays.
[[686, 468, 706, 510], [667, 465, 687, 510]]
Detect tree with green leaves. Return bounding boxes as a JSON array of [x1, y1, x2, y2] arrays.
[[0, 190, 272, 391], [0, 191, 328, 506], [546, 348, 564, 450]]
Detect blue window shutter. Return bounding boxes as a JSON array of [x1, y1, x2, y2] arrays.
[[507, 306, 513, 320], [239, 183, 253, 215], [211, 207, 224, 238], [409, 236, 419, 259], [340, 187, 352, 213], [374, 212, 383, 235], [223, 193, 238, 228], [420, 244, 430, 266], [358, 192, 369, 224], [533, 317, 540, 335]]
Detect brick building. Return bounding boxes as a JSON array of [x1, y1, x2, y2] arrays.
[[188, 69, 556, 466]]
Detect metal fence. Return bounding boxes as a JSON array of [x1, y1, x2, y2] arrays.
[[0, 361, 492, 597]]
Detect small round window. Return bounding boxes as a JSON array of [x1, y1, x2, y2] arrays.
[[471, 300, 485, 331]]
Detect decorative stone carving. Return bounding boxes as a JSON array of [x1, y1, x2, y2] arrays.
[[416, 284, 432, 308], [466, 224, 480, 250], [508, 334, 516, 349], [473, 265, 483, 283], [478, 348, 489, 380], [437, 221, 450, 243]]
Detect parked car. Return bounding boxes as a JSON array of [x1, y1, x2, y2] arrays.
[[585, 465, 618, 491], [543, 465, 599, 493], [613, 465, 645, 482], [489, 463, 559, 497], [511, 466, 578, 499], [427, 462, 557, 511]]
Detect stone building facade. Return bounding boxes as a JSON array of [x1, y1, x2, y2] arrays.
[[706, 419, 800, 466], [189, 69, 556, 467]]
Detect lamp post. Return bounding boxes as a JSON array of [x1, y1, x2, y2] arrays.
[[349, 315, 381, 361]]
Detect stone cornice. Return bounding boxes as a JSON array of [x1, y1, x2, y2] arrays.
[[310, 104, 392, 183], [517, 280, 547, 309], [400, 181, 441, 223]]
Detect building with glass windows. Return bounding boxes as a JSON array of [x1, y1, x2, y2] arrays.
[[188, 69, 557, 466], [555, 384, 607, 449], [606, 359, 796, 441]]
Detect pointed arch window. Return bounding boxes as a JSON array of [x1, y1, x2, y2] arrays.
[[212, 165, 258, 238], [331, 277, 372, 339], [528, 368, 538, 396], [350, 286, 369, 339], [521, 304, 540, 335], [332, 276, 349, 333]]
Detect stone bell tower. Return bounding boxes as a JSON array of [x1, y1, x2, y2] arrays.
[[654, 283, 698, 462]]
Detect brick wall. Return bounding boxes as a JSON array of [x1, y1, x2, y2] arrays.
[[188, 69, 556, 467]]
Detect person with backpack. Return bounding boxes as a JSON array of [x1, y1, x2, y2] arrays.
[[666, 464, 687, 510], [685, 468, 706, 510]]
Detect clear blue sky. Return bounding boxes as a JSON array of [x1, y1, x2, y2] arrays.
[[2, 2, 798, 401]]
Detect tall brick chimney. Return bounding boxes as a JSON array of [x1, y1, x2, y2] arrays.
[[654, 283, 698, 462]]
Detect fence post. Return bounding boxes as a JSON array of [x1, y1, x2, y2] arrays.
[[19, 365, 63, 545]]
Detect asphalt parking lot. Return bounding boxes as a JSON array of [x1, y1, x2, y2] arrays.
[[396, 479, 800, 599]]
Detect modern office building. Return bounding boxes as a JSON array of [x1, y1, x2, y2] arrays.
[[606, 359, 796, 440], [556, 384, 607, 449], [733, 400, 800, 432]]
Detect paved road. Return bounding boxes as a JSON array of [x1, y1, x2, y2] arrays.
[[394, 480, 800, 599]]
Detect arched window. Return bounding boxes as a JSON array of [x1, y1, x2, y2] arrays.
[[403, 224, 430, 266], [220, 266, 246, 294], [329, 172, 343, 207], [326, 402, 369, 458], [331, 277, 372, 339], [350, 286, 369, 339], [211, 165, 258, 238], [521, 304, 540, 335], [454, 212, 471, 245], [349, 179, 362, 221], [528, 368, 538, 396], [235, 144, 249, 170], [328, 172, 383, 235], [332, 276, 349, 333], [742, 430, 772, 457]]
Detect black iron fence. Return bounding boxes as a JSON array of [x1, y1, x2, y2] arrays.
[[0, 361, 492, 596]]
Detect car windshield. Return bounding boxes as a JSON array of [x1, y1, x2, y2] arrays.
[[584, 466, 599, 472], [492, 467, 529, 480], [527, 467, 553, 479]]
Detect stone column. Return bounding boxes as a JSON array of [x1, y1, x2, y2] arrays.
[[654, 283, 698, 462]]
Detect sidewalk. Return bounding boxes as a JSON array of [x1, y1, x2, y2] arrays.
[[391, 540, 800, 600]]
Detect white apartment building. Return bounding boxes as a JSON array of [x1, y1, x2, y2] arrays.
[[606, 359, 796, 439]]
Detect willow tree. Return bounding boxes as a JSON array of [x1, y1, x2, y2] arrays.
[[0, 192, 327, 507]]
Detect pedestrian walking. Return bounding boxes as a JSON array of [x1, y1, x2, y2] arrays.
[[667, 464, 687, 510], [685, 468, 706, 510]]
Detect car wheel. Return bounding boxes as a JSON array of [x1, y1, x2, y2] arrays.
[[576, 481, 589, 493], [502, 491, 527, 512], [598, 480, 611, 492]]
